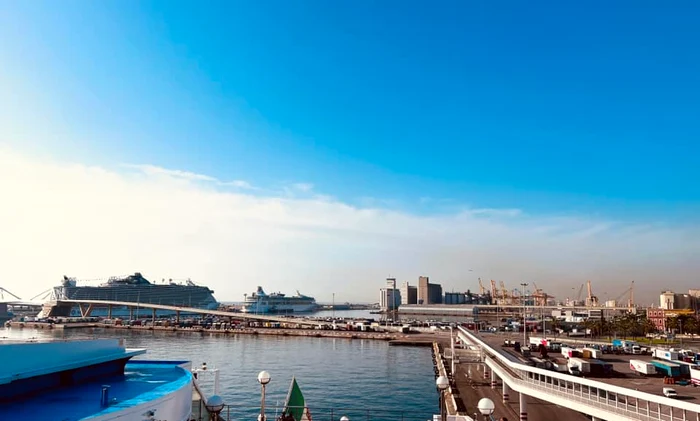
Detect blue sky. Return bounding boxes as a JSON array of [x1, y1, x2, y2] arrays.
[[1, 2, 700, 302], [2, 1, 699, 219]]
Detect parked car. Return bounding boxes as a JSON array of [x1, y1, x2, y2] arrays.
[[663, 388, 678, 398]]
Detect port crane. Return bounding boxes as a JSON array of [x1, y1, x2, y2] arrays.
[[572, 283, 585, 305], [586, 280, 599, 307], [478, 278, 486, 295], [0, 287, 21, 301], [613, 281, 635, 308]]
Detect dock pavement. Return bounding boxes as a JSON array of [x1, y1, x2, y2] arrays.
[[453, 362, 590, 421]]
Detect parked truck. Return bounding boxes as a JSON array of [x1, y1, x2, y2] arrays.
[[653, 348, 680, 361], [691, 366, 700, 386], [568, 357, 590, 376], [630, 359, 656, 376], [588, 359, 613, 377], [651, 360, 681, 378], [582, 347, 602, 359]]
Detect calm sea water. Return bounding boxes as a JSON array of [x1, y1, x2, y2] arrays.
[[1, 327, 438, 421]]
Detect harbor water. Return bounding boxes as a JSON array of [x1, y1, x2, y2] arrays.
[[1, 326, 438, 421]]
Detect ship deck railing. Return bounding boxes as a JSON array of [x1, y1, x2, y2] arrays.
[[191, 405, 439, 421]]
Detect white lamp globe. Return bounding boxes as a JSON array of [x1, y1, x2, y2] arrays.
[[477, 397, 495, 415], [258, 370, 271, 385], [436, 375, 449, 390]]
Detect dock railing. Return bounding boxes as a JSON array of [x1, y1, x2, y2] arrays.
[[457, 326, 700, 421]]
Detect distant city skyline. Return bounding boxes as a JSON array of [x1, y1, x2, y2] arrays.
[[1, 3, 699, 304]]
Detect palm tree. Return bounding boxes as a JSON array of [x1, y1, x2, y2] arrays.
[[641, 317, 657, 336], [666, 316, 679, 333], [682, 316, 698, 336]]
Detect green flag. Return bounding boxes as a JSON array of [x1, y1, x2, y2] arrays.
[[282, 377, 312, 421]]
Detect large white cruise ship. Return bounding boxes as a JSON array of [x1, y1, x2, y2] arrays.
[[241, 286, 317, 314]]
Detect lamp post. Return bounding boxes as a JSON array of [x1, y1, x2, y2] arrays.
[[340, 417, 350, 421], [258, 371, 271, 421], [520, 282, 529, 346], [436, 375, 449, 421], [477, 397, 495, 421], [204, 395, 225, 421]]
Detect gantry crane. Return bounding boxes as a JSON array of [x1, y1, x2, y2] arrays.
[[500, 281, 510, 304], [531, 282, 553, 306], [478, 278, 486, 295]]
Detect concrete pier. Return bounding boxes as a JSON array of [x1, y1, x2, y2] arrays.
[[502, 382, 509, 403], [490, 370, 497, 389]]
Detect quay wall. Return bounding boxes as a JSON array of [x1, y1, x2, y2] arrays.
[[6, 321, 451, 344]]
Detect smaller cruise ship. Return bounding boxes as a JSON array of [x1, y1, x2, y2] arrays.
[[241, 286, 318, 314]]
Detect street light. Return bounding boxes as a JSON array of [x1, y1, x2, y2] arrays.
[[477, 398, 495, 421], [258, 371, 271, 421], [520, 282, 529, 347], [204, 395, 225, 421], [436, 375, 449, 421], [340, 417, 350, 421]]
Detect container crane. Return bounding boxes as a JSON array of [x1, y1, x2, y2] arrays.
[[499, 281, 510, 304], [478, 278, 486, 295], [490, 279, 498, 300]]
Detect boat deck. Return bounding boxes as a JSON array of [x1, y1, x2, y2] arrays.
[[0, 361, 192, 421]]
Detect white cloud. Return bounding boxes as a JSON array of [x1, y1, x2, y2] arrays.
[[124, 164, 255, 190], [292, 183, 314, 192], [125, 164, 218, 182], [221, 180, 255, 189], [0, 149, 698, 305]]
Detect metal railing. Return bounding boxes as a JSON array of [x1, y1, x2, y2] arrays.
[[190, 405, 440, 421], [458, 326, 700, 421]]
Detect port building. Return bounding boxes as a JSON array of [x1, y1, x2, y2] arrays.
[[418, 276, 442, 304]]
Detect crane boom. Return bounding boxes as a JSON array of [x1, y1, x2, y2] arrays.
[[478, 278, 486, 295], [575, 283, 585, 302]]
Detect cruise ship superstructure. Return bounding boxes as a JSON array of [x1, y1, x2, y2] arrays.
[[241, 286, 317, 314], [52, 272, 218, 317]]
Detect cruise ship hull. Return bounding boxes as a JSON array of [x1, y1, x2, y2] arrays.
[[241, 302, 318, 314], [52, 274, 218, 318]]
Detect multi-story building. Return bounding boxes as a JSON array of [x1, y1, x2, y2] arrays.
[[417, 276, 443, 304], [659, 290, 699, 312], [379, 288, 401, 312], [400, 281, 417, 305], [647, 308, 666, 332]]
